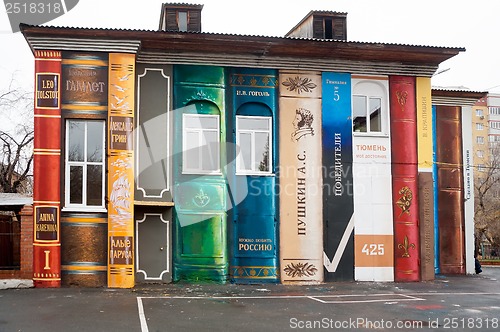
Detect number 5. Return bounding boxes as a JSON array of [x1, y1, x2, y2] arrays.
[[333, 90, 340, 101]]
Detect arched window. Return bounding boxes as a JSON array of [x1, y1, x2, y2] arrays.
[[182, 101, 221, 174], [352, 78, 389, 135], [235, 102, 273, 175]]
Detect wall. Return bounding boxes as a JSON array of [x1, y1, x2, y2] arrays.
[[0, 205, 33, 279]]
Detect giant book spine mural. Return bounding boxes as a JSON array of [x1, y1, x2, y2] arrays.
[[432, 105, 440, 274], [173, 65, 228, 282], [351, 76, 394, 282], [389, 76, 420, 282], [33, 50, 62, 287], [461, 106, 475, 275], [279, 71, 323, 284], [435, 105, 465, 274], [416, 77, 435, 281], [322, 73, 355, 281], [228, 68, 279, 283], [60, 52, 108, 287], [107, 53, 136, 288]]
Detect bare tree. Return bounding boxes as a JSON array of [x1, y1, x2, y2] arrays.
[[0, 130, 33, 193], [0, 71, 33, 194], [475, 142, 500, 249]]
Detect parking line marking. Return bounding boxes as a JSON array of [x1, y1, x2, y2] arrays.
[[137, 297, 149, 332], [307, 294, 425, 304]]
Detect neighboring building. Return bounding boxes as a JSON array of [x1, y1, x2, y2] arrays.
[[18, 3, 471, 288], [0, 193, 33, 280], [472, 96, 489, 174], [0, 164, 33, 195], [432, 89, 487, 276], [473, 93, 500, 175], [487, 94, 500, 148]]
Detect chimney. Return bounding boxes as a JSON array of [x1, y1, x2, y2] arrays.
[[286, 10, 347, 41], [159, 3, 203, 32]]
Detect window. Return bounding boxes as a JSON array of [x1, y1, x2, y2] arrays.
[[489, 135, 500, 143], [182, 114, 220, 174], [477, 136, 485, 144], [178, 11, 188, 31], [236, 116, 272, 174], [477, 150, 484, 158], [353, 95, 383, 133], [476, 109, 484, 117], [490, 107, 500, 115], [476, 123, 484, 130], [352, 78, 388, 135], [324, 18, 333, 39], [65, 120, 105, 211], [0, 213, 20, 270], [478, 164, 486, 172]]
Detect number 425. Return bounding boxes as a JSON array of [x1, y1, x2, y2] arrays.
[[362, 244, 384, 256]]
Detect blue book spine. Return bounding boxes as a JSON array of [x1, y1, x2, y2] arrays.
[[227, 67, 279, 283], [322, 72, 354, 281]]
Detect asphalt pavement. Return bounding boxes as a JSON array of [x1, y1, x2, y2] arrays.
[[1, 267, 499, 332]]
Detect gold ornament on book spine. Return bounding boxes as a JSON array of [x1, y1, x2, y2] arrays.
[[396, 90, 408, 111], [397, 235, 416, 258], [396, 186, 413, 217]]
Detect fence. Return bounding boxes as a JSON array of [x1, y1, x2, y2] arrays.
[[481, 244, 500, 260]]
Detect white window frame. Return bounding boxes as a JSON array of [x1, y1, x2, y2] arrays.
[[477, 136, 485, 144], [236, 115, 273, 176], [64, 120, 106, 212], [476, 123, 484, 130], [352, 78, 389, 136], [182, 113, 221, 175]]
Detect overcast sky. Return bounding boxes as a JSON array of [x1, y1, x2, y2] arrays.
[[0, 0, 499, 94]]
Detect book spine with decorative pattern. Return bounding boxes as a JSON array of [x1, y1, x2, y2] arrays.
[[389, 76, 420, 281], [228, 68, 279, 283], [172, 65, 228, 283], [33, 50, 62, 287], [279, 71, 323, 284], [107, 53, 136, 288]]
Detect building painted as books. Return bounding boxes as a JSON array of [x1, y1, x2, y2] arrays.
[[19, 3, 480, 288]]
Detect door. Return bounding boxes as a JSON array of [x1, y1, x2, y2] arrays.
[[135, 208, 172, 282]]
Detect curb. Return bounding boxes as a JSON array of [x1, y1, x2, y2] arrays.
[[0, 279, 34, 290]]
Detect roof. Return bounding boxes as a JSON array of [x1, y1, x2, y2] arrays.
[[20, 24, 465, 70], [160, 2, 204, 10], [432, 88, 488, 106], [0, 193, 32, 206], [286, 10, 348, 37], [432, 88, 487, 99]]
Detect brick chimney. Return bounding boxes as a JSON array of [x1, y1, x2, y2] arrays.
[[286, 10, 347, 41], [159, 3, 203, 32]]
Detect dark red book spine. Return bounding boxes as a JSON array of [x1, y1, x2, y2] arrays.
[[33, 50, 62, 287], [389, 76, 420, 281]]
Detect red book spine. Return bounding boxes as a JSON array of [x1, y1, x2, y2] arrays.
[[33, 50, 62, 287], [389, 76, 420, 281]]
